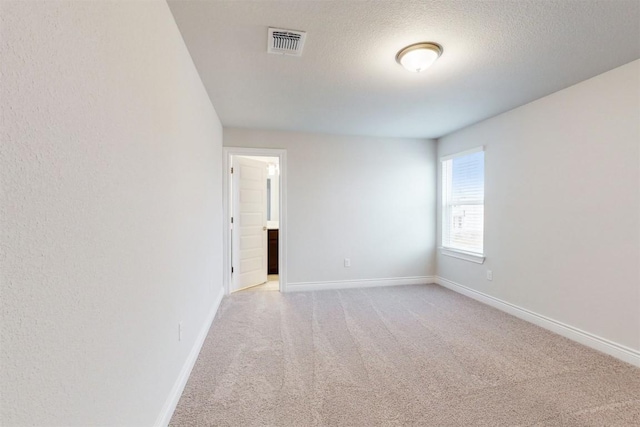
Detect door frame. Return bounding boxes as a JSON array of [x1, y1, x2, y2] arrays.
[[223, 147, 287, 295]]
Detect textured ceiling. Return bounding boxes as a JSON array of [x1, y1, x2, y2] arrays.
[[168, 0, 640, 139]]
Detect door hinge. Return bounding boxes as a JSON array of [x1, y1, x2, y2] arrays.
[[231, 217, 234, 224], [230, 167, 234, 174], [231, 266, 234, 273]]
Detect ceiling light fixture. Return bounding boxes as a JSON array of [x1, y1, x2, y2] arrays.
[[396, 42, 443, 73]]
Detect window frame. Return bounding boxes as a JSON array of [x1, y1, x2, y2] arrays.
[[440, 146, 486, 264]]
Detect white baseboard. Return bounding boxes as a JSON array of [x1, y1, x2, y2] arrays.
[[435, 276, 640, 368], [287, 276, 436, 292], [154, 286, 225, 427]]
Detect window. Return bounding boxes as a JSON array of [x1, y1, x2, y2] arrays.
[[441, 147, 485, 257]]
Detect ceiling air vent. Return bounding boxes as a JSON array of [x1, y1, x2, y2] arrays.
[[268, 27, 306, 56]]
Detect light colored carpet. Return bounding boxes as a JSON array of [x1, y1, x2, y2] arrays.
[[170, 284, 640, 426]]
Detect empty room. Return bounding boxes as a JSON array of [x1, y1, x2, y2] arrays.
[[1, 0, 639, 426]]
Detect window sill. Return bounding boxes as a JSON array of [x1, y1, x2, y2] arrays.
[[440, 247, 485, 264]]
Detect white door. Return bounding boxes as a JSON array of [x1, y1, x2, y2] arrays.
[[231, 156, 268, 292]]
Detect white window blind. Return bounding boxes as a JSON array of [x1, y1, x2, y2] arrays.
[[442, 147, 484, 255]]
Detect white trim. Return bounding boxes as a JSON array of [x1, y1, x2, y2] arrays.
[[435, 276, 640, 368], [288, 276, 436, 292], [223, 147, 288, 294], [154, 287, 224, 427], [440, 145, 484, 162], [440, 247, 485, 264]]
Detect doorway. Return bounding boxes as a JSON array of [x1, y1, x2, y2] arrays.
[[223, 148, 287, 295]]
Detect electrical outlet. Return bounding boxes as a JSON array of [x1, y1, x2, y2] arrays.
[[344, 258, 351, 268], [486, 270, 493, 281], [178, 322, 183, 341]]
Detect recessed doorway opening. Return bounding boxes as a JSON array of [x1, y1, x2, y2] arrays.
[[222, 148, 287, 295]]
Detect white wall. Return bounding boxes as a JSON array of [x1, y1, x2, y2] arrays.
[[437, 60, 640, 352], [225, 129, 437, 286], [0, 1, 223, 425]]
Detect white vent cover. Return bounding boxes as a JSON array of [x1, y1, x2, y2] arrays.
[[268, 27, 306, 56]]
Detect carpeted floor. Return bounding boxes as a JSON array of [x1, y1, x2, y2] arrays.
[[170, 284, 640, 426]]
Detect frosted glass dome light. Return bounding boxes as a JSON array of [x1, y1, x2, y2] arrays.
[[396, 42, 443, 73]]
